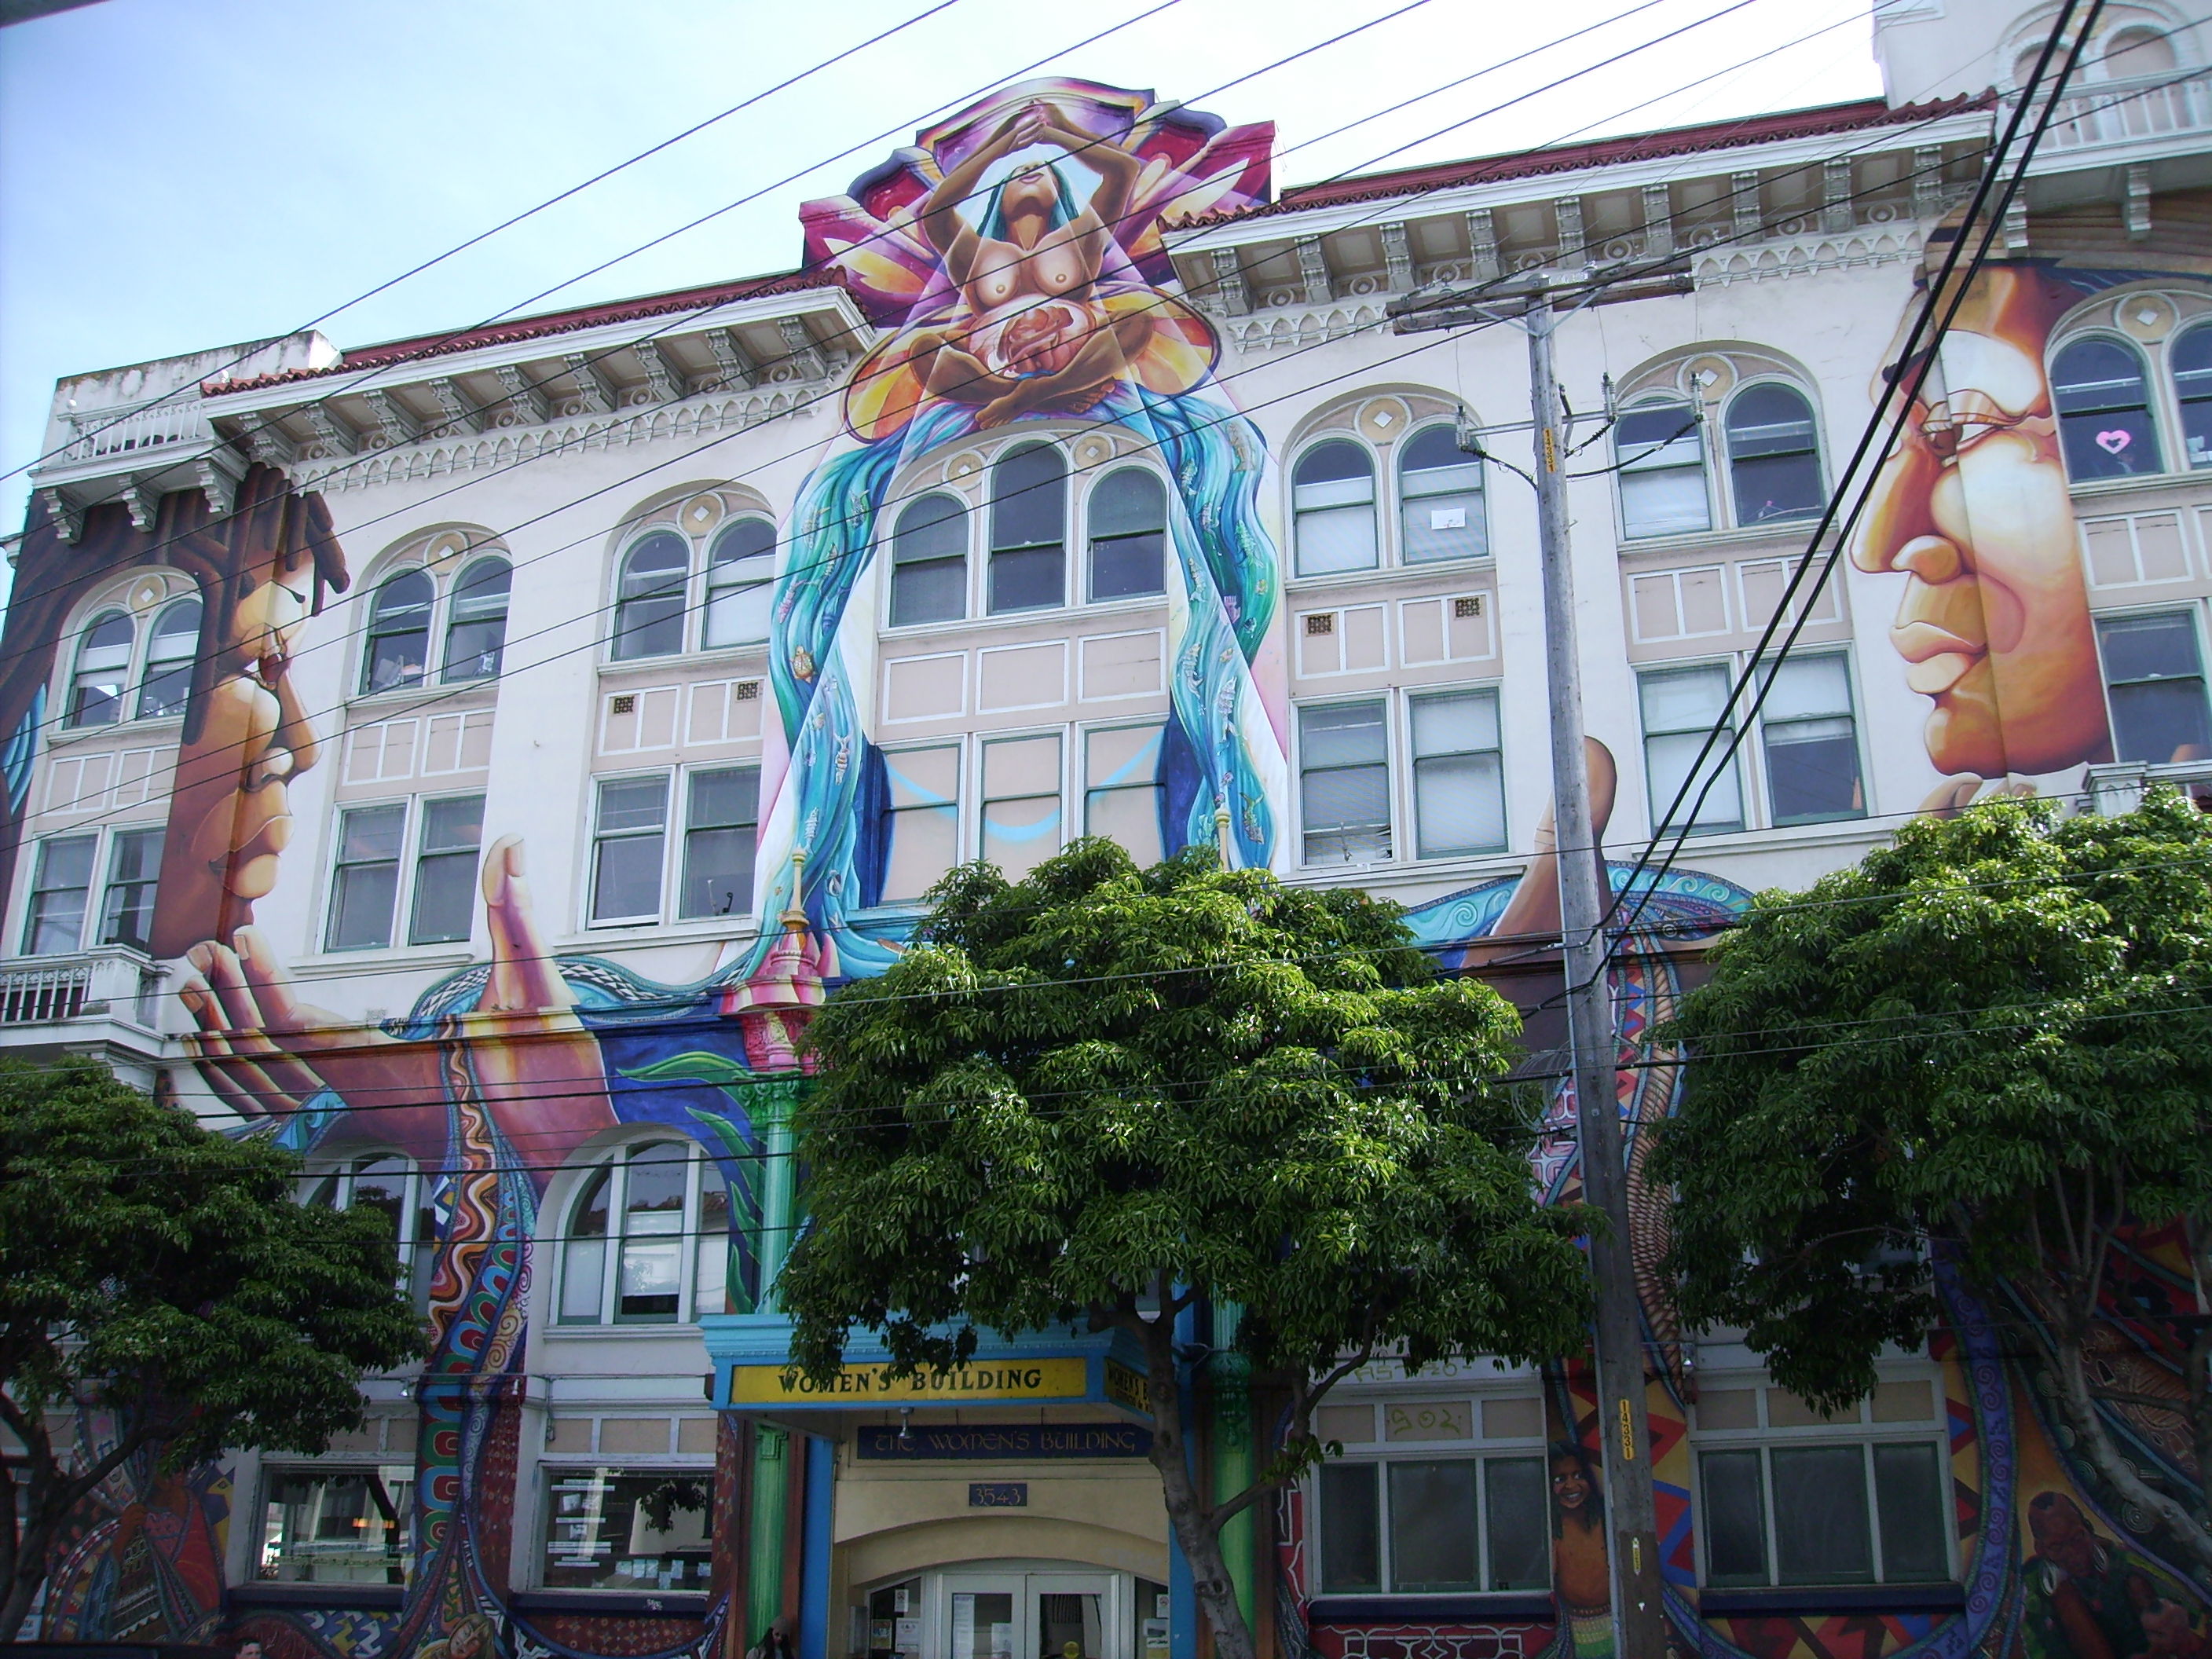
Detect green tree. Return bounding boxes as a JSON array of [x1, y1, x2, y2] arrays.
[[778, 841, 1592, 1659], [0, 1059, 423, 1632], [1654, 793, 2212, 1573]]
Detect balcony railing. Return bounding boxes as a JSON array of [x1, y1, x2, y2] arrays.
[[2085, 758, 2212, 815], [2013, 67, 2212, 158], [0, 947, 163, 1030], [53, 398, 210, 467]]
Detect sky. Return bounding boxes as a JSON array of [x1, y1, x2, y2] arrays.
[[0, 0, 1886, 538]]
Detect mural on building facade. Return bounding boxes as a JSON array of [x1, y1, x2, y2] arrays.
[[0, 79, 2207, 1659]]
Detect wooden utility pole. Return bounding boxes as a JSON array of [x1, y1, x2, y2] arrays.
[[1392, 269, 1676, 1659]]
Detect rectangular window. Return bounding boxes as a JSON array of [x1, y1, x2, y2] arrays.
[[591, 776, 669, 923], [1409, 689, 1505, 858], [1300, 701, 1390, 866], [24, 835, 96, 955], [409, 795, 484, 945], [97, 828, 163, 951], [1617, 404, 1711, 538], [1084, 724, 1165, 866], [260, 1464, 416, 1583], [1760, 656, 1863, 825], [2097, 611, 2212, 765], [679, 767, 760, 921], [327, 804, 407, 950], [1697, 1441, 1950, 1587], [980, 734, 1063, 881], [1640, 665, 1743, 837], [543, 1467, 713, 1591], [879, 745, 961, 903], [1320, 1459, 1551, 1595]]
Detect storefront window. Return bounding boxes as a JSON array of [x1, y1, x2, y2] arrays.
[[542, 1467, 713, 1590], [259, 1465, 414, 1583]]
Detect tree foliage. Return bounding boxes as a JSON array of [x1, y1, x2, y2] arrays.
[[1654, 793, 2212, 1570], [0, 1059, 423, 1632], [778, 841, 1591, 1659]]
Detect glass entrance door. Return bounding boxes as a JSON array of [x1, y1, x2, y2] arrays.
[[939, 1572, 1120, 1659]]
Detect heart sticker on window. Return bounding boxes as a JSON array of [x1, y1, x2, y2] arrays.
[[2096, 429, 2133, 454]]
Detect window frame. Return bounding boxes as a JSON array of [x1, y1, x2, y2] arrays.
[[2166, 315, 2212, 471], [2049, 331, 2166, 484], [1615, 396, 1713, 540], [1291, 437, 1383, 578], [1405, 684, 1507, 860], [1689, 1372, 1955, 1591], [1395, 422, 1489, 566], [986, 441, 1071, 616], [324, 793, 484, 954], [65, 609, 136, 731], [1720, 379, 1827, 528], [1296, 697, 1394, 868], [701, 515, 778, 650], [1755, 651, 1866, 827], [1637, 660, 1749, 839], [440, 555, 513, 683], [302, 1153, 437, 1310], [1307, 1390, 1553, 1600], [1080, 720, 1168, 866], [258, 1459, 419, 1586], [1084, 465, 1172, 602], [537, 1462, 717, 1594], [584, 765, 764, 929], [977, 727, 1068, 880], [873, 741, 966, 906], [134, 595, 203, 720], [2093, 603, 2212, 766], [553, 1139, 732, 1329], [886, 490, 974, 630], [353, 548, 522, 700]]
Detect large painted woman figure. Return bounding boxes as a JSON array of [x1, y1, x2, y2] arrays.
[[756, 81, 1286, 976]]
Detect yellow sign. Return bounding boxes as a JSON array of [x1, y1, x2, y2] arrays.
[[729, 1358, 1088, 1405]]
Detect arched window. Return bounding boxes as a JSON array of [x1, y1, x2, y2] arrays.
[[1616, 399, 1709, 538], [135, 596, 201, 719], [1723, 383, 1824, 524], [611, 533, 690, 660], [2052, 337, 2163, 480], [2170, 321, 2212, 468], [889, 493, 968, 627], [362, 570, 434, 694], [1087, 468, 1168, 600], [2101, 24, 2175, 77], [704, 517, 775, 648], [441, 557, 511, 683], [1397, 425, 1485, 562], [68, 611, 134, 728], [988, 444, 1068, 613], [1292, 440, 1379, 576], [558, 1141, 731, 1325], [306, 1154, 435, 1309]]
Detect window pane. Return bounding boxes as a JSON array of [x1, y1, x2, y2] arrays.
[[261, 1466, 416, 1584], [1295, 441, 1378, 575], [991, 444, 1068, 552], [951, 1592, 1016, 1659], [137, 596, 203, 717], [1414, 753, 1507, 857], [69, 611, 133, 727], [1400, 426, 1486, 562], [99, 828, 163, 950], [1726, 384, 1823, 524], [990, 544, 1064, 614], [892, 495, 968, 627], [2100, 613, 2212, 764], [1701, 1450, 1769, 1586], [705, 518, 776, 648], [1319, 1463, 1382, 1593], [410, 796, 484, 945], [441, 557, 511, 682], [2053, 338, 2162, 480], [1302, 702, 1390, 864], [543, 1468, 713, 1590], [26, 836, 97, 955], [613, 533, 690, 660], [882, 747, 960, 903], [593, 778, 668, 921], [1873, 1443, 1948, 1582], [695, 1163, 731, 1319], [1765, 717, 1863, 824], [1090, 469, 1169, 601], [364, 573, 433, 694], [1484, 1457, 1550, 1591], [680, 767, 760, 921], [598, 776, 671, 833], [1085, 724, 1164, 865], [2173, 323, 2212, 468], [1618, 405, 1709, 537], [1771, 1445, 1873, 1584], [328, 805, 405, 950], [1647, 731, 1743, 833], [1388, 1460, 1479, 1591], [562, 1167, 611, 1322]]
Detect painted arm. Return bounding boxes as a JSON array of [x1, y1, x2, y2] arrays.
[[921, 107, 1043, 282], [1035, 108, 1141, 241]]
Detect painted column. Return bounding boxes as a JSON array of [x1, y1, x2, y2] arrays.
[[798, 1436, 835, 1659], [747, 1425, 792, 1649], [1206, 1303, 1255, 1635]]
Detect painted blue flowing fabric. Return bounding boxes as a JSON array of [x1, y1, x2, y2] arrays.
[[757, 378, 1282, 977]]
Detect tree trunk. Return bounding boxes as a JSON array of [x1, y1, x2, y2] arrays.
[[1140, 1316, 1257, 1659], [2054, 1320, 2212, 1573]]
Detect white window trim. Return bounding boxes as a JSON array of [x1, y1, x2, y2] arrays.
[[356, 552, 516, 699], [550, 1138, 729, 1331], [1293, 694, 1397, 872], [14, 821, 167, 958], [1718, 376, 1830, 533], [607, 512, 780, 663], [324, 790, 487, 953], [1398, 679, 1510, 864]]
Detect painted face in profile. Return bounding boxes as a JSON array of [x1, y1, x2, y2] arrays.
[[1855, 265, 2111, 782]]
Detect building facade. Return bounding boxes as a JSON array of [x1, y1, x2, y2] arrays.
[[2, 3, 2208, 1659]]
